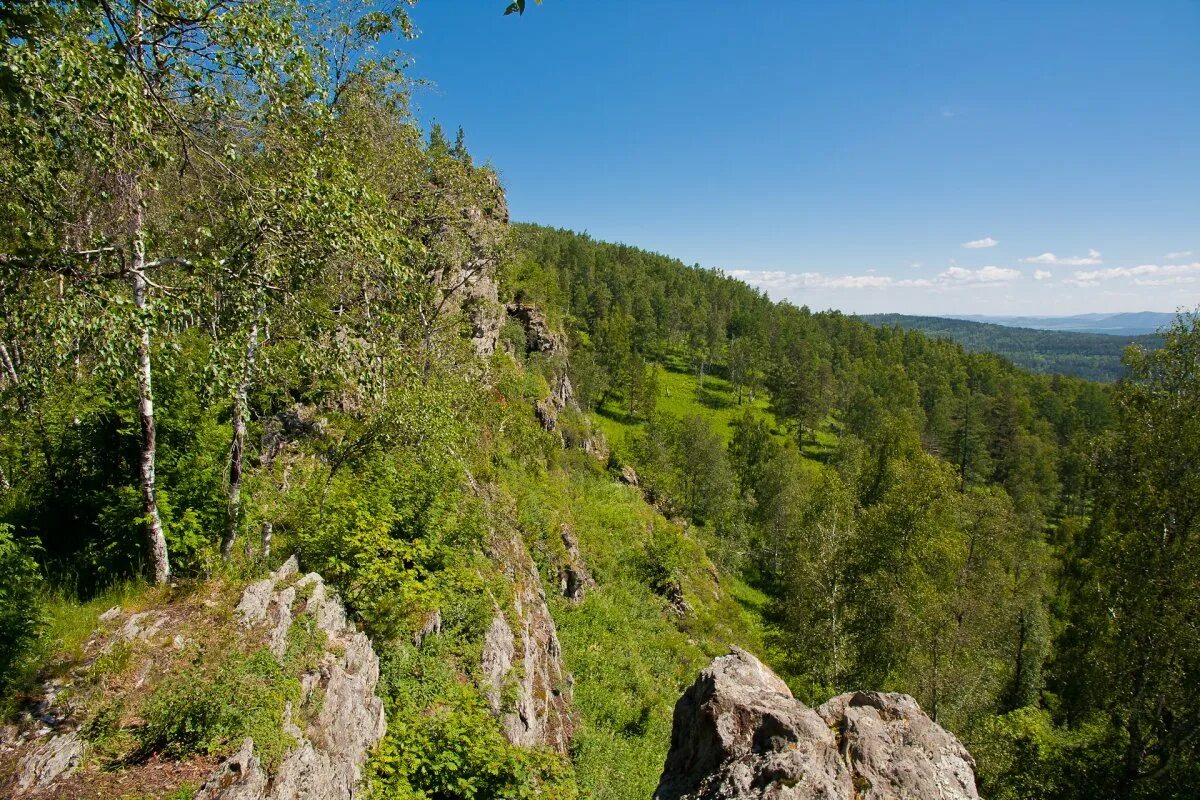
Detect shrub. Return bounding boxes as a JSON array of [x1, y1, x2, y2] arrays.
[[0, 524, 45, 688], [138, 647, 299, 769]]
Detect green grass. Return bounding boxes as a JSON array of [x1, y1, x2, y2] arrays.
[[591, 356, 840, 469], [592, 358, 780, 456], [2, 580, 151, 717], [498, 462, 774, 800]]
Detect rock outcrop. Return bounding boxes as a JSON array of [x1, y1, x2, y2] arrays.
[[505, 302, 565, 356], [505, 302, 579, 434], [557, 525, 596, 602], [655, 648, 979, 800], [2, 558, 386, 800], [481, 528, 576, 753], [197, 557, 386, 800], [425, 172, 510, 359], [13, 733, 86, 792]]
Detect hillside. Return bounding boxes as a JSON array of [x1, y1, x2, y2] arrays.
[[3, 4, 1200, 800], [861, 313, 1161, 381]]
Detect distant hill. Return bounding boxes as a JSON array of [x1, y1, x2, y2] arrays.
[[949, 311, 1176, 336], [862, 314, 1162, 381]]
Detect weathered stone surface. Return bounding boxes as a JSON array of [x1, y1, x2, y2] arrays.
[[655, 648, 979, 800], [619, 464, 640, 487], [557, 525, 595, 602], [426, 173, 509, 359], [15, 733, 85, 790], [412, 609, 443, 647], [196, 560, 386, 800], [535, 373, 576, 433], [505, 302, 566, 355], [482, 528, 575, 753], [818, 692, 980, 800], [120, 610, 165, 641], [504, 301, 582, 436], [193, 739, 268, 800]]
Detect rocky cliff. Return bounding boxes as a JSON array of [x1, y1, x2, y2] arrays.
[[2, 558, 385, 800], [481, 526, 576, 754], [655, 648, 979, 800]]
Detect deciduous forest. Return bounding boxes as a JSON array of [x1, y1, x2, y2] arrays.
[[1, 2, 1197, 799]]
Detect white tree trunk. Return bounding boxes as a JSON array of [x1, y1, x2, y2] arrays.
[[0, 340, 18, 388], [223, 310, 261, 560], [131, 194, 171, 584]]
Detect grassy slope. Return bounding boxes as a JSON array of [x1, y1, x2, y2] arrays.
[[590, 355, 837, 463], [499, 458, 772, 799], [6, 354, 822, 800]]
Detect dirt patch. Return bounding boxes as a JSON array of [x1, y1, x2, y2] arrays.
[[6, 753, 216, 799]]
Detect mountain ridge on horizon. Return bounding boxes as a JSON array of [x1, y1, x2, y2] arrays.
[[941, 311, 1176, 336], [860, 312, 1162, 382]]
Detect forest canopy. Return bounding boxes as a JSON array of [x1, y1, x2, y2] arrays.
[[1, 3, 1198, 799]]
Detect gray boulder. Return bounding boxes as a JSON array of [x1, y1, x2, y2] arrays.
[[655, 648, 979, 800]]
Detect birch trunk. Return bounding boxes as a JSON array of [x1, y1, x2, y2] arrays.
[[0, 340, 18, 388], [222, 309, 262, 560], [130, 189, 171, 584]]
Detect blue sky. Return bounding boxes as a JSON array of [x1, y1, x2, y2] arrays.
[[399, 1, 1200, 315]]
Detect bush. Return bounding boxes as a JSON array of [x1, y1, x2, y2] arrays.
[[0, 524, 45, 688], [138, 647, 299, 769], [369, 643, 579, 800]]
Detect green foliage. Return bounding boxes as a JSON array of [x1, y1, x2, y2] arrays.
[[1049, 313, 1200, 795], [0, 524, 44, 689], [368, 636, 578, 800], [138, 647, 299, 769]]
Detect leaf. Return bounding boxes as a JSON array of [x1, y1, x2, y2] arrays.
[[503, 0, 525, 15]]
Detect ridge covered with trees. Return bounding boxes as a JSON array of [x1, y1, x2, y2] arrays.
[[862, 313, 1162, 382], [1, 3, 1198, 799]]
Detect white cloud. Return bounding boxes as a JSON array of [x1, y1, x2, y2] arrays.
[[1021, 249, 1102, 266], [963, 237, 998, 249], [1070, 261, 1200, 286], [1034, 270, 1052, 281], [728, 265, 1022, 293], [940, 265, 1022, 283], [1166, 250, 1194, 260]]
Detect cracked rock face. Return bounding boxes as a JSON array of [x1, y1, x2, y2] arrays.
[[481, 528, 575, 754], [557, 525, 595, 602], [654, 648, 979, 800], [197, 556, 387, 800], [14, 733, 86, 791]]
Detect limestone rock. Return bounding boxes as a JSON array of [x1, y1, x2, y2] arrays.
[[654, 648, 979, 800], [426, 173, 509, 359], [505, 302, 566, 355], [15, 732, 85, 790], [412, 609, 443, 647], [194, 739, 268, 800], [557, 525, 595, 602], [482, 528, 575, 753], [818, 692, 980, 800], [619, 464, 640, 487], [535, 373, 576, 433], [196, 561, 386, 800]]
